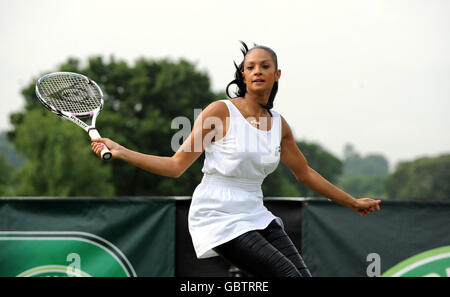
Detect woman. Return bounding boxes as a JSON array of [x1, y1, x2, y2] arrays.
[[92, 42, 381, 277]]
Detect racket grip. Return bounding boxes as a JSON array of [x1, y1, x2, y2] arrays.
[[88, 129, 112, 160]]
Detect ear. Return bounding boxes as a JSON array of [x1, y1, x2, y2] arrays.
[[275, 69, 281, 82]]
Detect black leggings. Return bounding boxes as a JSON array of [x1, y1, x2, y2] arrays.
[[213, 220, 312, 277]]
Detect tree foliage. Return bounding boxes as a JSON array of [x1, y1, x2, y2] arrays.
[[277, 140, 342, 197], [384, 154, 450, 200], [8, 56, 222, 196], [10, 108, 114, 196], [338, 143, 389, 198], [342, 143, 389, 178], [0, 153, 13, 196]]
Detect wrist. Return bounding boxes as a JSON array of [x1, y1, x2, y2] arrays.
[[115, 145, 127, 160], [348, 197, 359, 209]]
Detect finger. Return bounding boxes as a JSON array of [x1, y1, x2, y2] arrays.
[[97, 144, 105, 154], [93, 146, 100, 156], [96, 144, 105, 153], [91, 143, 105, 157], [91, 138, 107, 144], [376, 200, 381, 211], [92, 142, 104, 150], [91, 142, 100, 150]]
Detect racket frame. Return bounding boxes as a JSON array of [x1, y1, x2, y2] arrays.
[[35, 72, 112, 160]]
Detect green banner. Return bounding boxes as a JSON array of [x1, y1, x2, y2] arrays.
[[0, 198, 175, 277], [301, 200, 450, 277]]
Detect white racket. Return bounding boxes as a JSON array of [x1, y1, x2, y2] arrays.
[[35, 72, 112, 160]]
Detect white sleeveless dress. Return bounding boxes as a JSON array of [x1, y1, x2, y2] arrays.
[[188, 99, 283, 259]]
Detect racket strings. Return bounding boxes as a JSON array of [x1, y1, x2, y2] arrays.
[[38, 75, 102, 114]]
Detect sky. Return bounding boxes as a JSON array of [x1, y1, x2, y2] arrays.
[[1, 0, 449, 170]]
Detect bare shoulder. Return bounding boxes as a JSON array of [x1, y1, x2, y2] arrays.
[[201, 100, 229, 120], [279, 114, 293, 140]]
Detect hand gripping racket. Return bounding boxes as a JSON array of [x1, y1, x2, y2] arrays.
[[35, 72, 112, 160]]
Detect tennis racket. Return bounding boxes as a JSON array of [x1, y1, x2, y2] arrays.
[[35, 72, 112, 160]]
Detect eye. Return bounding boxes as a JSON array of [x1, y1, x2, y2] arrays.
[[263, 65, 270, 69], [247, 66, 254, 70]]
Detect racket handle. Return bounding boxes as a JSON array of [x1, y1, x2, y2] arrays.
[[88, 129, 112, 160]]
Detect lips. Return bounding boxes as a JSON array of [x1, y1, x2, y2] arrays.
[[253, 79, 265, 83]]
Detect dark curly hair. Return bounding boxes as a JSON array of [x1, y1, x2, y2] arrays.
[[226, 41, 279, 116]]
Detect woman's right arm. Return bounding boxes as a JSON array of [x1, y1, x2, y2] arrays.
[[91, 101, 227, 178]]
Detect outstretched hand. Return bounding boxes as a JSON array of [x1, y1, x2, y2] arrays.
[[349, 198, 382, 217], [91, 138, 121, 159]]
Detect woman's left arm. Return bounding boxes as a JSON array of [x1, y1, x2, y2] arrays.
[[279, 116, 380, 216]]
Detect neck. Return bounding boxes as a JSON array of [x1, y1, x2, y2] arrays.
[[243, 91, 270, 116]]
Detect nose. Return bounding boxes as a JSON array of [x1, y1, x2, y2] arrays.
[[253, 66, 263, 76]]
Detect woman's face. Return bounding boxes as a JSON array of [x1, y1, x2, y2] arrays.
[[242, 48, 281, 95]]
